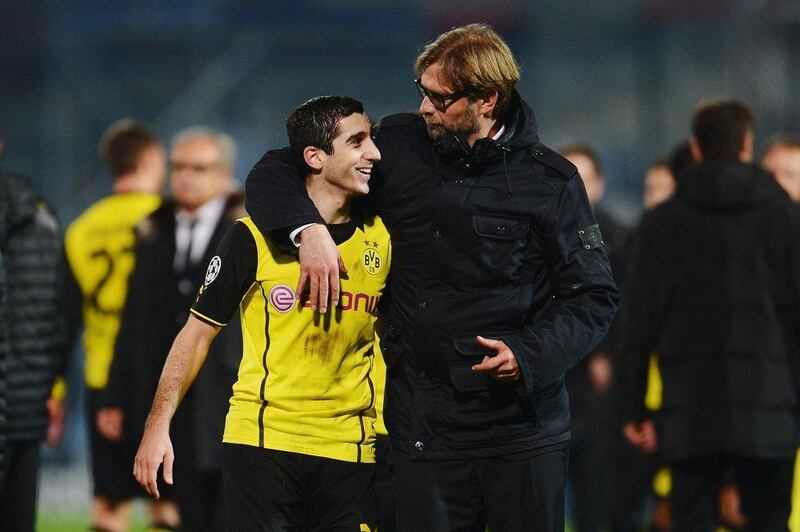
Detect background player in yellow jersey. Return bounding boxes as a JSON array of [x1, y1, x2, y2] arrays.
[[134, 95, 387, 531], [64, 120, 179, 531]]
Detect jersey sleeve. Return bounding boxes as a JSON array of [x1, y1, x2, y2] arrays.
[[191, 221, 257, 327]]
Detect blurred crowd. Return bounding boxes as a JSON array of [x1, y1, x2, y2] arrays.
[[0, 97, 799, 531]]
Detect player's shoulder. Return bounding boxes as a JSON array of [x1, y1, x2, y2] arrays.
[[375, 113, 427, 143], [231, 216, 266, 254], [361, 214, 390, 237], [236, 216, 258, 236], [71, 193, 160, 232]]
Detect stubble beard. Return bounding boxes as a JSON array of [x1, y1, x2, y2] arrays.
[[425, 103, 480, 142]]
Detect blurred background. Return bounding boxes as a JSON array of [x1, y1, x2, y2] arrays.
[[1, 0, 799, 529]]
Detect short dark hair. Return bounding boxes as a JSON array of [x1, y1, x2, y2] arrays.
[[559, 142, 602, 175], [286, 96, 364, 161], [691, 99, 755, 160], [668, 141, 695, 178], [99, 119, 160, 178]]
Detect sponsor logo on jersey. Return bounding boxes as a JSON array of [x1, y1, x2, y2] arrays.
[[300, 290, 381, 313], [361, 240, 383, 275], [269, 284, 296, 313], [205, 256, 222, 285]]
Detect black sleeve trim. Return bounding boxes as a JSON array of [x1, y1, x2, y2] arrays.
[[191, 221, 257, 325]]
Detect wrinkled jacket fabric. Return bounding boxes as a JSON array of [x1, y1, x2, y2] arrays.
[[0, 169, 65, 450], [621, 159, 800, 460], [245, 92, 618, 459]]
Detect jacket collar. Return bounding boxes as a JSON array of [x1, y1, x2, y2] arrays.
[[432, 90, 540, 174]]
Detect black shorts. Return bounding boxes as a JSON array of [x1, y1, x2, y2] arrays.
[[222, 443, 375, 532], [86, 390, 171, 502]]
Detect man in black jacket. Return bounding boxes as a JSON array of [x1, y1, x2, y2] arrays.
[[103, 127, 243, 532], [0, 164, 66, 532], [622, 100, 800, 531], [245, 24, 618, 531]]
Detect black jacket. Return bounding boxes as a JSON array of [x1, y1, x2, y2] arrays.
[[245, 92, 619, 459], [621, 159, 800, 460], [0, 169, 66, 452], [105, 194, 244, 470]]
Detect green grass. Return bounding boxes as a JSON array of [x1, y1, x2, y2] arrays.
[[37, 511, 146, 532], [36, 511, 575, 531]]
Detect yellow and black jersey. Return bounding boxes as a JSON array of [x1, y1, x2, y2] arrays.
[[191, 214, 391, 464], [65, 192, 161, 389]]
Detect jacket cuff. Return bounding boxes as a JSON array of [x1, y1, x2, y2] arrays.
[[498, 333, 539, 396]]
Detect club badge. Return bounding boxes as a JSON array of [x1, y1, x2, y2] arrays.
[[361, 240, 383, 276]]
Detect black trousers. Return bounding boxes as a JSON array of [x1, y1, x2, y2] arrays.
[[0, 441, 40, 532], [394, 447, 568, 532], [174, 467, 224, 532], [374, 435, 397, 532], [671, 454, 794, 532], [568, 430, 608, 531], [222, 444, 375, 532]]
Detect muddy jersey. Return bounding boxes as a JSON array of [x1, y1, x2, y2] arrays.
[[191, 215, 390, 463]]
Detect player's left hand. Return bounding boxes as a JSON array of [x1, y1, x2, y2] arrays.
[[471, 336, 520, 382], [133, 424, 174, 500]]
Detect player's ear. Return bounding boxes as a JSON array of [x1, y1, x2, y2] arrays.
[[477, 89, 499, 117], [303, 146, 324, 171]]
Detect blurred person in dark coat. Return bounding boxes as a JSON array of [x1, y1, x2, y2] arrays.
[[0, 140, 67, 531], [64, 119, 178, 532], [560, 143, 630, 532], [622, 99, 800, 531], [762, 135, 800, 203], [103, 127, 243, 532]]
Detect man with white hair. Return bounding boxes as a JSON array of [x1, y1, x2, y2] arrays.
[[102, 127, 244, 531]]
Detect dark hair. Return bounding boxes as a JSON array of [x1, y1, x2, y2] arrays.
[[286, 96, 364, 161], [559, 142, 602, 175], [691, 99, 755, 160], [99, 119, 160, 178], [668, 141, 695, 178]]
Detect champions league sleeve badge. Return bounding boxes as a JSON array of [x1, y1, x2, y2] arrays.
[[204, 256, 222, 285]]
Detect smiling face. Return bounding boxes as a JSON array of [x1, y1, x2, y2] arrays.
[[418, 62, 482, 142], [318, 113, 381, 197]]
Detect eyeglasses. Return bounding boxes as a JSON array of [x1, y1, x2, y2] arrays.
[[414, 78, 469, 112], [171, 161, 218, 173]]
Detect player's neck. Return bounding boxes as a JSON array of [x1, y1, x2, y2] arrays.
[[113, 173, 157, 194], [305, 178, 352, 225]]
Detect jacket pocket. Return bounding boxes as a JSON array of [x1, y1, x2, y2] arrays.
[[449, 334, 500, 393], [466, 213, 530, 284], [472, 214, 529, 241]]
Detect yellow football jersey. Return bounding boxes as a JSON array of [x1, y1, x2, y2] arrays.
[[65, 193, 161, 389], [191, 215, 391, 463]]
